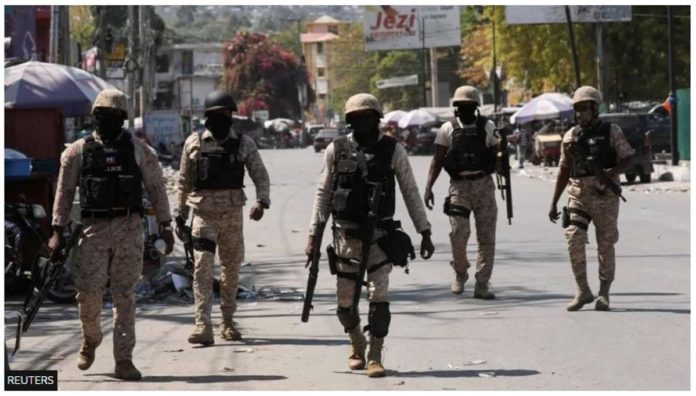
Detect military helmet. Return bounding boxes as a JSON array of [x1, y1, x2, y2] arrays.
[[344, 93, 383, 117], [92, 89, 127, 118], [452, 85, 480, 105], [572, 86, 602, 105], [204, 90, 237, 116]]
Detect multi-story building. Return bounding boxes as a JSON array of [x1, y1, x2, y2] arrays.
[[300, 15, 346, 124], [153, 42, 224, 133]]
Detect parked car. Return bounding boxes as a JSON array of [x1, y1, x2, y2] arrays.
[[313, 129, 340, 152], [306, 124, 326, 143], [637, 112, 671, 155], [599, 113, 653, 184]]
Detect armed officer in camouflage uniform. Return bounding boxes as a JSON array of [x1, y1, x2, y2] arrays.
[[48, 89, 174, 381], [549, 86, 634, 311], [176, 90, 270, 345], [306, 93, 434, 378], [423, 85, 500, 299]]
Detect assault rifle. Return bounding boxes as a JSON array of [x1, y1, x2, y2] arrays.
[[174, 215, 194, 272], [495, 128, 513, 224], [301, 214, 327, 322], [567, 141, 627, 202], [351, 181, 383, 315]]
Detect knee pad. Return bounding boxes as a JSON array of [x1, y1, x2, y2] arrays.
[[193, 237, 217, 253], [367, 302, 390, 337], [336, 307, 360, 332]]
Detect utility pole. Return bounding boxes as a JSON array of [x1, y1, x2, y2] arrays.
[[565, 6, 581, 89], [667, 6, 679, 165], [139, 6, 150, 118], [595, 23, 606, 105], [429, 47, 439, 107], [127, 6, 136, 129], [49, 6, 59, 63], [420, 14, 428, 107], [492, 9, 499, 112]]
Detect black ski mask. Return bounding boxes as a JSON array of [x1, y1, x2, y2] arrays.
[[455, 102, 478, 124], [346, 112, 380, 148], [95, 113, 125, 144], [205, 113, 233, 140]]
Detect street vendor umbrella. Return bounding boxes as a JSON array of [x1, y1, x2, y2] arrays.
[[381, 110, 407, 126], [397, 109, 437, 129], [509, 93, 574, 125], [5, 61, 119, 117]]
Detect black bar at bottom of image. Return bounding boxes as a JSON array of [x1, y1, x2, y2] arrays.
[[5, 370, 58, 391]]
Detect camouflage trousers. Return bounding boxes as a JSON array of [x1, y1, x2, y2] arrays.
[[565, 188, 620, 283], [73, 214, 143, 362], [191, 206, 244, 327], [448, 176, 498, 284], [333, 228, 392, 309]]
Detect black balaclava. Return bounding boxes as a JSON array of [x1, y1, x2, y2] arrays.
[[205, 113, 233, 140], [95, 112, 125, 144], [455, 102, 478, 125], [347, 111, 380, 148]]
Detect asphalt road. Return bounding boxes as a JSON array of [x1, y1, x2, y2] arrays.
[[5, 147, 690, 390]]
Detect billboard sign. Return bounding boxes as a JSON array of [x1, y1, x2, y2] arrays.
[[506, 6, 631, 25], [364, 5, 461, 51], [144, 110, 184, 146]]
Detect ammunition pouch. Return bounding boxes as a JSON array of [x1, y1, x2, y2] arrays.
[[192, 237, 216, 253], [562, 206, 570, 228], [326, 244, 338, 275], [444, 196, 471, 218]]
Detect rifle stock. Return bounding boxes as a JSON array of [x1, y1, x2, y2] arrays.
[[496, 129, 513, 224], [302, 216, 327, 322]]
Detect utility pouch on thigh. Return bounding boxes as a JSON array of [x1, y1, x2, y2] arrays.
[[376, 229, 415, 268], [193, 237, 217, 253], [326, 244, 338, 275], [444, 196, 471, 218], [562, 206, 570, 229]]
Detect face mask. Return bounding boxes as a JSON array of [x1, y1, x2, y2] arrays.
[[205, 114, 233, 140], [455, 103, 478, 124], [95, 113, 124, 144], [347, 114, 379, 148]]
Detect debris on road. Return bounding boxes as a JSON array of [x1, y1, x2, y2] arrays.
[[223, 367, 235, 372], [463, 359, 487, 366], [164, 349, 184, 353], [234, 348, 255, 353], [478, 372, 496, 378]]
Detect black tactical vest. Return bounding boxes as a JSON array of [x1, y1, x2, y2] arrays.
[[331, 136, 397, 223], [80, 132, 143, 213], [194, 133, 245, 190], [570, 122, 617, 178], [443, 116, 496, 178]]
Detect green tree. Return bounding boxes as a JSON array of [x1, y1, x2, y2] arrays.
[[372, 51, 422, 110], [69, 6, 94, 50], [221, 32, 315, 119], [326, 23, 378, 115]]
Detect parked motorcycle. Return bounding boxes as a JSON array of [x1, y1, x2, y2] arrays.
[[4, 198, 76, 303]]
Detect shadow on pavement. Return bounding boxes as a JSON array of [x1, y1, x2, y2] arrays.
[[609, 308, 690, 315], [68, 373, 287, 383], [393, 368, 541, 378]]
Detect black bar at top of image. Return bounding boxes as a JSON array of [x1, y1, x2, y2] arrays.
[[5, 370, 58, 391]]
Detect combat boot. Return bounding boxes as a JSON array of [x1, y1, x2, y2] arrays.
[[347, 326, 367, 370], [188, 325, 214, 346], [567, 278, 594, 311], [451, 270, 468, 295], [219, 320, 242, 341], [76, 340, 100, 370], [366, 336, 386, 378], [595, 281, 611, 311], [114, 360, 142, 381], [474, 282, 495, 300]]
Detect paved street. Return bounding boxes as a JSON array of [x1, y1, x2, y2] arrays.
[[6, 147, 690, 390]]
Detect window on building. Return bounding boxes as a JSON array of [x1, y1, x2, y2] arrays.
[[316, 42, 324, 55], [328, 25, 339, 35], [317, 67, 325, 77], [155, 54, 170, 73], [182, 51, 193, 75], [319, 94, 326, 101]]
